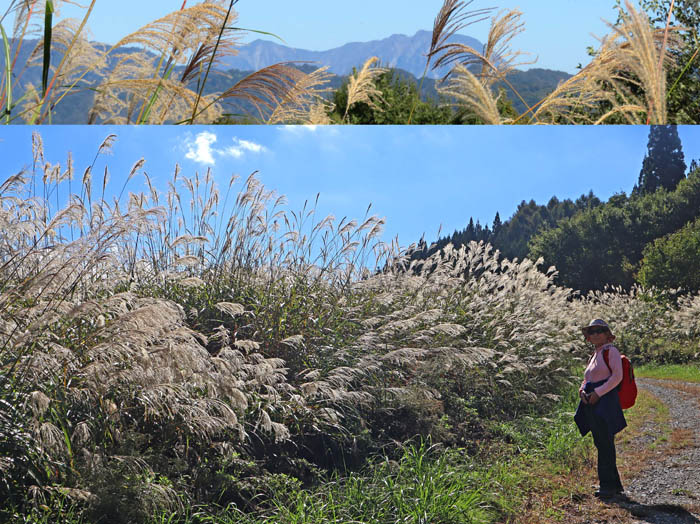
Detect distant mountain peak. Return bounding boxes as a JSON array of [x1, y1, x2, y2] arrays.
[[224, 30, 485, 78]]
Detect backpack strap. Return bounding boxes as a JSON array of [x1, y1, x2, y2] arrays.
[[602, 347, 612, 374]]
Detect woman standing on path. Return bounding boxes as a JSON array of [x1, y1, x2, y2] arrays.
[[574, 319, 627, 499]]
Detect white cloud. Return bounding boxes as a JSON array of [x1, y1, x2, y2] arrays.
[[277, 126, 340, 145], [185, 131, 217, 164], [184, 133, 267, 164], [278, 125, 323, 134], [223, 146, 244, 159], [237, 139, 265, 153], [222, 138, 267, 158]]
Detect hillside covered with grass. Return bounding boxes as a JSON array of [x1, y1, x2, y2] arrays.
[[1, 135, 699, 522]]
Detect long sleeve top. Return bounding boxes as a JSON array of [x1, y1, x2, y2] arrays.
[[580, 343, 623, 398]]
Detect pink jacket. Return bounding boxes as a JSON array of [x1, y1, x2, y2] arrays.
[[580, 343, 623, 397]]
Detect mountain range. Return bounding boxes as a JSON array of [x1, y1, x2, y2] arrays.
[[8, 31, 571, 123], [222, 30, 485, 79]]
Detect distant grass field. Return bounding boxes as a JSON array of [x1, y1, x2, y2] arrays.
[[636, 363, 700, 382]]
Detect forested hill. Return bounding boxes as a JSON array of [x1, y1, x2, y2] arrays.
[[7, 57, 568, 123], [409, 192, 603, 271], [411, 127, 700, 294]]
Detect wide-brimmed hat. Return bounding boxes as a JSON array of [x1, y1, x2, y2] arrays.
[[581, 319, 615, 337]]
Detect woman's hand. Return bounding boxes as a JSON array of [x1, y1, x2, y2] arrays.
[[579, 389, 589, 404], [588, 391, 600, 405]]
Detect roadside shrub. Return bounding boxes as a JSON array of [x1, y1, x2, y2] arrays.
[[637, 217, 700, 291]]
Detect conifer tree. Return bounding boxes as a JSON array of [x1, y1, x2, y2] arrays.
[[635, 125, 686, 194], [690, 159, 699, 175], [466, 218, 475, 239], [492, 212, 502, 236]]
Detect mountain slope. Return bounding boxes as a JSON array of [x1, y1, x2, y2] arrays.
[[222, 30, 485, 79], [6, 33, 571, 123]]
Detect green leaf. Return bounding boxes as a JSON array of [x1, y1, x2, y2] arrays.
[[189, 0, 238, 123], [0, 23, 11, 124], [42, 0, 55, 97], [138, 64, 175, 124], [225, 26, 286, 43]]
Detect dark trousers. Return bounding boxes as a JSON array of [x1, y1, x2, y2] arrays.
[[582, 404, 623, 491]]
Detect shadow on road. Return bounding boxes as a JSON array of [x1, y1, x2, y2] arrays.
[[612, 496, 700, 523]]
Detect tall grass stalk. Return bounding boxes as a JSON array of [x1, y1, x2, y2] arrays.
[[189, 0, 237, 123], [426, 4, 535, 124], [40, 0, 54, 98], [342, 56, 386, 122], [668, 40, 699, 97], [656, 0, 676, 98], [408, 0, 492, 124], [1, 23, 10, 124], [424, 0, 683, 125], [34, 0, 97, 124]]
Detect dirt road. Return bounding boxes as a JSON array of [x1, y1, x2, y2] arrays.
[[587, 378, 700, 524]]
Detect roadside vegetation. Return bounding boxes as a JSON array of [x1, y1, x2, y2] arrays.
[[636, 363, 700, 382], [2, 134, 700, 522], [2, 0, 699, 124]]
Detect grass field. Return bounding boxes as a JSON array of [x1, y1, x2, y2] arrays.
[[3, 136, 700, 523], [636, 363, 700, 382]]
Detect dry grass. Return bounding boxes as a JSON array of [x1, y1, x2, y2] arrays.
[[432, 7, 531, 124], [425, 0, 684, 125], [600, 0, 682, 124], [668, 428, 695, 450], [3, 0, 330, 124], [342, 56, 387, 122], [2, 135, 580, 465], [3, 135, 700, 518], [265, 65, 335, 124], [530, 1, 682, 124], [407, 0, 491, 123], [664, 382, 700, 398], [433, 8, 532, 84], [425, 0, 493, 71], [3, 0, 689, 125], [438, 64, 505, 124]]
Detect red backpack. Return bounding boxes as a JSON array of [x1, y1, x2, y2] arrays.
[[602, 348, 637, 409]]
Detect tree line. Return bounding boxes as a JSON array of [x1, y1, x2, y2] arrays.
[[410, 126, 700, 293]]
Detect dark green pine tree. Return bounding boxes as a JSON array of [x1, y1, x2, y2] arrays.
[[690, 159, 699, 174], [492, 212, 502, 235], [635, 125, 686, 195], [465, 217, 475, 239]]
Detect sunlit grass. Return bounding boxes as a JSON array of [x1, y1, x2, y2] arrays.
[[2, 0, 331, 124], [143, 394, 595, 524], [618, 388, 671, 452], [3, 134, 700, 522], [2, 0, 689, 125], [636, 363, 700, 382]]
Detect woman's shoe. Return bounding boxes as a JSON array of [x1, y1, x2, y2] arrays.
[[594, 488, 617, 498]]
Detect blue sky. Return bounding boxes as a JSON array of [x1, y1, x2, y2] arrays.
[[3, 126, 699, 249], [4, 1, 631, 73]]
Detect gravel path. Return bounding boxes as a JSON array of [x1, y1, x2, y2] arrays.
[[618, 378, 700, 524]]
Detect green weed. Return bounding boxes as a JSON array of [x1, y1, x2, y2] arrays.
[[636, 363, 700, 382]]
